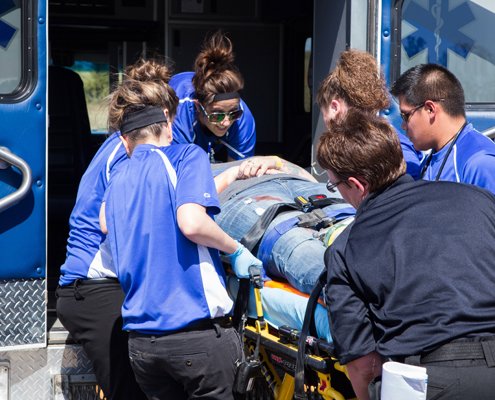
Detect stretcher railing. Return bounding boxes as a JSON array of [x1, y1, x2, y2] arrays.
[[235, 270, 356, 400]]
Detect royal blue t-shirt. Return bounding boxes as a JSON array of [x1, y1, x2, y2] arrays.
[[420, 123, 495, 194], [59, 132, 127, 286], [170, 71, 256, 160], [104, 143, 233, 333]]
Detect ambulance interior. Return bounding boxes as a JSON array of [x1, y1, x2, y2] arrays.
[[47, 0, 315, 306]]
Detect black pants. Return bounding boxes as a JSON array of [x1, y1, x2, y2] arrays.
[[403, 338, 495, 400], [128, 322, 244, 400], [56, 281, 147, 400]]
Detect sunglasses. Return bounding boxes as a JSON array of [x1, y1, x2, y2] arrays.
[[198, 103, 243, 124], [326, 180, 343, 193]]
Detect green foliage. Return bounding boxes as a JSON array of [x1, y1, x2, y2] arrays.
[[76, 71, 109, 132], [79, 71, 108, 102]]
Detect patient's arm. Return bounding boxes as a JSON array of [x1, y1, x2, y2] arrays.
[[269, 157, 316, 182], [214, 166, 241, 194], [237, 156, 317, 182], [213, 155, 317, 194]]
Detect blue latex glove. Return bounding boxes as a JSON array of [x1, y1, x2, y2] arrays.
[[227, 241, 264, 279]]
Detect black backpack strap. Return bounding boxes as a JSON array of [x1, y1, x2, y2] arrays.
[[231, 202, 299, 331], [231, 278, 251, 332], [294, 269, 327, 399], [240, 202, 299, 252]]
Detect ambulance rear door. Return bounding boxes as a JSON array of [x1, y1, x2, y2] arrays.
[[385, 0, 495, 136], [0, 0, 47, 351]]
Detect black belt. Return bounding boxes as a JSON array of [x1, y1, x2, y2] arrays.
[[419, 338, 495, 366], [130, 317, 232, 338], [57, 278, 120, 300], [182, 316, 232, 332], [72, 278, 119, 286]]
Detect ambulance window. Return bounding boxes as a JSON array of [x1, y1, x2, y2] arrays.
[[69, 58, 110, 135], [399, 0, 495, 103], [0, 1, 22, 95]]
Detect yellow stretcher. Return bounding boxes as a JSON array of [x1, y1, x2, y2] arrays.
[[237, 272, 357, 400]]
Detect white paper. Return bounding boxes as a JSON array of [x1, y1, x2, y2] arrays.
[[381, 361, 428, 400]]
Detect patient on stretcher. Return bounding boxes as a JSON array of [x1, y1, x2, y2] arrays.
[[212, 157, 355, 341]]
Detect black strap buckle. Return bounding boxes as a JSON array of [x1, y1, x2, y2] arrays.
[[297, 208, 334, 229], [249, 266, 263, 289]]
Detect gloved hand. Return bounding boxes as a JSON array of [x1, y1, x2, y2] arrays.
[[227, 241, 264, 279]]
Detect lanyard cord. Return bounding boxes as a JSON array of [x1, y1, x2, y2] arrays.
[[419, 121, 467, 180], [218, 138, 246, 159]]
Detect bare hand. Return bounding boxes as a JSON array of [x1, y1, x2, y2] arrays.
[[237, 156, 281, 179]]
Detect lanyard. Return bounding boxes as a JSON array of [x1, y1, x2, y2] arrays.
[[419, 121, 467, 181]]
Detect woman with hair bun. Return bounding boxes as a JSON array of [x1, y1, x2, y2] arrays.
[[170, 30, 256, 161], [55, 58, 172, 400], [100, 53, 263, 398]]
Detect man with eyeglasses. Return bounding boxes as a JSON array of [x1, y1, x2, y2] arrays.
[[318, 109, 495, 400], [170, 31, 256, 162], [391, 63, 495, 194]]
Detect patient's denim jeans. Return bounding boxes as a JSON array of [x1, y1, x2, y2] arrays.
[[216, 178, 353, 294]]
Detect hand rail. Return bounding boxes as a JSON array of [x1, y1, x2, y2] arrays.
[[0, 147, 33, 213], [483, 126, 495, 140]]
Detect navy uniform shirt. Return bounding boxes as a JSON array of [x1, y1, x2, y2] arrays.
[[325, 175, 495, 364]]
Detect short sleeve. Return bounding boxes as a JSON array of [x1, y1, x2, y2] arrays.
[[463, 153, 495, 195], [175, 145, 221, 214]]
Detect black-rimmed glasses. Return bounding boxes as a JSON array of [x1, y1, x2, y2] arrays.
[[326, 180, 343, 193], [198, 103, 243, 124], [399, 99, 445, 123], [400, 103, 425, 123]]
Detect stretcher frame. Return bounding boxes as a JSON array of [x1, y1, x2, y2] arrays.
[[240, 281, 356, 400]]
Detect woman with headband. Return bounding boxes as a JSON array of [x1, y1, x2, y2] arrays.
[[170, 30, 256, 162], [55, 60, 158, 400], [57, 57, 259, 399], [99, 58, 263, 399]]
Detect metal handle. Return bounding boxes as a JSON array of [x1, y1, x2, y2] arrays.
[[483, 126, 495, 140], [0, 147, 33, 213]]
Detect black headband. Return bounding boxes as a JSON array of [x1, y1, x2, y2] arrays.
[[213, 92, 240, 102], [120, 106, 168, 134]]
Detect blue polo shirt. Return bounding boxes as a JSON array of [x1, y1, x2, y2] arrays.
[[421, 123, 495, 194], [397, 131, 423, 179], [104, 143, 233, 333], [170, 71, 256, 160], [59, 132, 127, 286]]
